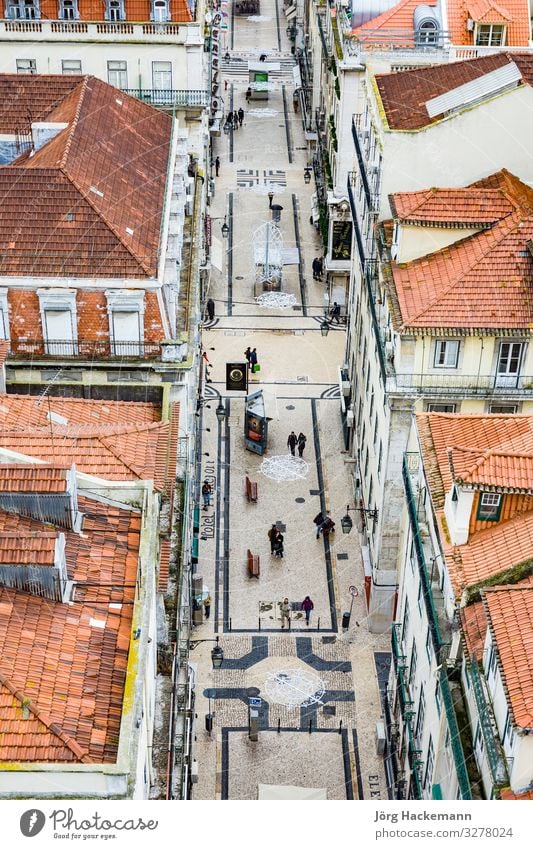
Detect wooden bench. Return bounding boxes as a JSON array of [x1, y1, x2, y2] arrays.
[[247, 549, 260, 578], [245, 476, 258, 503]]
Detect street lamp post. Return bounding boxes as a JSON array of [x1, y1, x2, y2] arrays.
[[341, 503, 379, 534]]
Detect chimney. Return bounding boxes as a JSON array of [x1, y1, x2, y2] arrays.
[[0, 531, 70, 602], [0, 463, 81, 531], [444, 484, 475, 545]]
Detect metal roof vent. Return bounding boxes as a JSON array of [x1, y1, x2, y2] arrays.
[[0, 531, 70, 602], [0, 463, 82, 531]]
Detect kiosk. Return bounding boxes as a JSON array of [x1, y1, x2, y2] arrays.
[[244, 390, 270, 455], [248, 61, 280, 101]]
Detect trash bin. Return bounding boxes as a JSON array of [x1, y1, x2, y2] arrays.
[[342, 611, 351, 631], [205, 713, 213, 733], [271, 204, 283, 223]]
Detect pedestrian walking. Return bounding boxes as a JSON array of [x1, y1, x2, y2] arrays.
[[215, 156, 220, 177], [268, 524, 279, 555], [280, 597, 291, 628], [287, 431, 298, 456], [317, 516, 335, 539], [313, 511, 324, 537], [206, 298, 215, 321], [244, 346, 252, 368], [297, 432, 306, 458], [330, 302, 341, 324], [202, 480, 212, 510], [238, 107, 244, 127], [302, 596, 314, 625], [312, 257, 321, 280], [318, 256, 324, 278], [273, 532, 284, 559], [246, 86, 252, 102], [250, 348, 258, 371], [204, 594, 212, 619], [233, 111, 239, 130]]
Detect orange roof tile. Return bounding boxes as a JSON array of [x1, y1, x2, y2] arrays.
[[461, 599, 487, 660], [0, 75, 171, 278], [0, 532, 58, 566], [417, 413, 533, 595], [0, 463, 69, 493], [448, 0, 530, 47], [352, 0, 438, 44], [449, 447, 533, 492], [386, 170, 533, 332], [0, 497, 139, 763], [500, 786, 533, 799], [483, 586, 533, 727], [390, 187, 515, 225], [38, 0, 193, 23], [0, 341, 9, 368], [0, 393, 159, 431], [375, 53, 533, 130]]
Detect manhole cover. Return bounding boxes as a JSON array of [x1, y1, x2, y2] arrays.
[[264, 668, 325, 707], [286, 404, 295, 410], [235, 275, 244, 280], [295, 497, 305, 503]]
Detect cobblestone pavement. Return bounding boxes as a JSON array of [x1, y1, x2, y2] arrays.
[[190, 2, 391, 801]]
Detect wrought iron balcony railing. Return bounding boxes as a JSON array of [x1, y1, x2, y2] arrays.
[[387, 372, 532, 398], [123, 89, 209, 108], [470, 657, 509, 788], [8, 338, 162, 360]]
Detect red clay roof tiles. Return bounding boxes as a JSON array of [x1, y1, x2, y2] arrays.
[[449, 447, 533, 491], [0, 533, 58, 566], [0, 75, 171, 278], [375, 53, 533, 130], [448, 0, 531, 47], [483, 585, 533, 727], [387, 170, 533, 332], [390, 187, 515, 225], [0, 463, 69, 493], [0, 393, 159, 430]]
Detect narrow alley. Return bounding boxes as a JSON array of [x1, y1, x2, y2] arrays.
[[191, 2, 390, 800]]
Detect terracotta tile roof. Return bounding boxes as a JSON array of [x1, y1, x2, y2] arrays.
[[352, 0, 438, 42], [0, 75, 171, 278], [375, 53, 533, 130], [386, 170, 533, 332], [483, 585, 533, 727], [158, 539, 172, 594], [500, 786, 533, 799], [0, 76, 82, 135], [448, 0, 531, 47], [0, 422, 172, 487], [0, 532, 57, 566], [452, 512, 533, 591], [0, 393, 159, 431], [0, 463, 69, 493], [448, 447, 533, 492], [0, 497, 139, 762], [390, 188, 515, 225], [0, 341, 9, 368], [461, 599, 487, 660], [38, 0, 193, 23]]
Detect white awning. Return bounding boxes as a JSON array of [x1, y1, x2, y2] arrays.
[[258, 784, 327, 800], [284, 4, 296, 20], [249, 61, 281, 72]]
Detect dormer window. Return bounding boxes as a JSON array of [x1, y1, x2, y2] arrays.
[[475, 24, 506, 46], [417, 20, 439, 45], [106, 0, 125, 21], [59, 0, 78, 19], [477, 492, 502, 521], [151, 0, 170, 21], [6, 0, 40, 18], [413, 5, 441, 47]]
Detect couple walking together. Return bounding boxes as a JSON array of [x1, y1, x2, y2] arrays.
[[287, 431, 306, 457]]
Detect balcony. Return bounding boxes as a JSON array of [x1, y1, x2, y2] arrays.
[[0, 18, 201, 44], [470, 657, 509, 789], [8, 338, 162, 361], [386, 372, 533, 399], [123, 89, 209, 108]]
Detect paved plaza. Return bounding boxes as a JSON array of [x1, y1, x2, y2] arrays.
[[190, 2, 391, 801]]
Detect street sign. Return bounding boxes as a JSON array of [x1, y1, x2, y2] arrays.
[[348, 586, 359, 598], [248, 697, 262, 708]]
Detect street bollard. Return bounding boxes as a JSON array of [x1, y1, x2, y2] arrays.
[[308, 719, 312, 734], [277, 718, 281, 734], [317, 616, 321, 631], [339, 720, 343, 734], [258, 617, 261, 631]]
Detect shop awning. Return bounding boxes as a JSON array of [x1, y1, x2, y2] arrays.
[[284, 5, 296, 21]]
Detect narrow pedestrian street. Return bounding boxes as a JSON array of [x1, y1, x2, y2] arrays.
[[191, 2, 390, 800]]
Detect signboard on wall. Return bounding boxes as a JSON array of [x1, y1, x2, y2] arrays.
[[226, 362, 248, 392]]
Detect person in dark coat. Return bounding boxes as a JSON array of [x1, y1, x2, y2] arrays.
[[244, 346, 252, 368], [287, 431, 298, 456], [312, 257, 321, 280], [302, 596, 314, 625], [238, 107, 244, 126], [246, 86, 252, 102], [330, 302, 341, 323], [268, 524, 279, 555], [215, 156, 220, 176], [206, 298, 215, 321], [249, 348, 258, 370], [274, 532, 284, 559], [233, 111, 239, 130], [317, 516, 335, 539], [313, 512, 324, 536], [297, 433, 306, 457]]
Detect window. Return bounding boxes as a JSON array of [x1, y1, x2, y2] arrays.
[[106, 290, 144, 356], [474, 723, 484, 756], [16, 58, 37, 74], [37, 289, 78, 356], [434, 339, 459, 368], [425, 629, 432, 664], [417, 21, 438, 45], [7, 0, 40, 19], [496, 341, 523, 386], [377, 440, 383, 476], [59, 0, 78, 18], [106, 0, 125, 20], [357, 399, 363, 432], [107, 60, 127, 89], [369, 392, 374, 422], [151, 0, 170, 21], [62, 59, 82, 74], [373, 414, 378, 447], [415, 688, 426, 741], [477, 491, 502, 522], [402, 598, 410, 643], [152, 60, 172, 90], [365, 366, 370, 394], [475, 24, 506, 46], [426, 402, 456, 413], [368, 476, 373, 509], [424, 736, 435, 793], [435, 679, 441, 716], [409, 640, 417, 689], [487, 645, 498, 678], [364, 447, 369, 479], [489, 404, 518, 414], [0, 289, 10, 341], [417, 581, 423, 617]]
